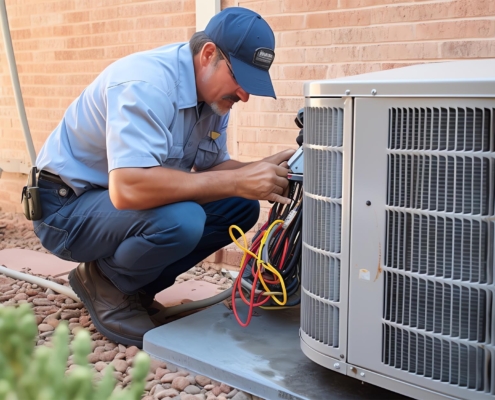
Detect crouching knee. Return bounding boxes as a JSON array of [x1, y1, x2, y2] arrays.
[[152, 202, 206, 254]]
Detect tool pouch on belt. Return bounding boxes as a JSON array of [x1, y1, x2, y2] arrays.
[[21, 167, 42, 221]]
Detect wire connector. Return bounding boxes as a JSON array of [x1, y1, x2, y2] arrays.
[[282, 209, 297, 229]]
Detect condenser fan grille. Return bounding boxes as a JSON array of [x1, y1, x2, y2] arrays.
[[383, 107, 495, 394], [301, 106, 344, 348], [383, 324, 486, 390]]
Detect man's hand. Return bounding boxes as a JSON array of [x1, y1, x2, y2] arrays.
[[234, 161, 291, 204], [261, 149, 296, 166]]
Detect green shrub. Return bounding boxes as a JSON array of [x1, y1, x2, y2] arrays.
[[0, 303, 150, 400]]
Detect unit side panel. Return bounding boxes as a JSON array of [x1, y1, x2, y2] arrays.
[[348, 98, 495, 400], [300, 97, 353, 368]]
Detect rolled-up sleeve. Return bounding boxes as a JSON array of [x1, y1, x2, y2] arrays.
[[105, 81, 176, 171]]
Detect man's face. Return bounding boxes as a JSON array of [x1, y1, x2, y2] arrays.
[[197, 45, 250, 116]]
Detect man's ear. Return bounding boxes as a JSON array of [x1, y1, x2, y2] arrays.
[[200, 42, 217, 67]]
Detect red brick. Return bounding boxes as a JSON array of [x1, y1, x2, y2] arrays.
[[265, 15, 306, 31], [67, 36, 92, 49], [221, 0, 236, 9], [282, 65, 329, 80], [260, 128, 300, 145], [63, 11, 90, 24], [242, 1, 284, 15], [440, 39, 495, 58], [305, 42, 439, 63], [238, 143, 276, 158], [10, 28, 31, 40], [306, 9, 371, 29], [237, 128, 259, 143], [283, 0, 339, 13], [54, 25, 76, 38], [91, 7, 120, 21], [360, 42, 440, 61], [8, 16, 31, 29], [281, 30, 333, 47], [332, 24, 416, 44], [258, 97, 302, 114], [165, 13, 195, 28], [116, 1, 183, 19], [91, 33, 120, 47], [416, 19, 495, 40], [274, 48, 305, 64], [338, 0, 406, 7], [273, 80, 304, 97], [135, 16, 166, 30]]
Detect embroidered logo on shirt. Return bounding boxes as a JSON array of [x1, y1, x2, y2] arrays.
[[209, 131, 221, 140]]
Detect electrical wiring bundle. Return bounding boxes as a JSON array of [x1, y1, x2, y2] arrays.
[[229, 179, 303, 327]]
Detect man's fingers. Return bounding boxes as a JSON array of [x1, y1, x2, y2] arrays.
[[274, 164, 290, 177], [274, 175, 289, 189], [275, 149, 296, 164], [279, 161, 289, 168], [282, 184, 290, 198], [267, 193, 291, 205], [272, 185, 285, 196]]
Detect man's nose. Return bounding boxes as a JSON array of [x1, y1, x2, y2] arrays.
[[235, 87, 250, 102]]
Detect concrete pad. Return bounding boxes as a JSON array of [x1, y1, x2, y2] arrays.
[[0, 248, 76, 277], [144, 303, 412, 400]]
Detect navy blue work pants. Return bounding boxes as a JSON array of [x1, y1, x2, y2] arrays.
[[34, 179, 259, 295]]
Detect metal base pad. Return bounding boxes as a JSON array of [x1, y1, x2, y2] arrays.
[[143, 302, 411, 400]]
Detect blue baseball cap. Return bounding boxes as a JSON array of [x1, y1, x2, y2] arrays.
[[204, 7, 276, 99]]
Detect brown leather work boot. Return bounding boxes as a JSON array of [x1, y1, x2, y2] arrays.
[[138, 292, 169, 326], [68, 261, 155, 348]]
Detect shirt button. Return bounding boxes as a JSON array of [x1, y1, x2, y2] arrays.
[[188, 143, 192, 147], [58, 188, 68, 197]]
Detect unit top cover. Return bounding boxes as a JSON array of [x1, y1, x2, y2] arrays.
[[305, 59, 495, 98]]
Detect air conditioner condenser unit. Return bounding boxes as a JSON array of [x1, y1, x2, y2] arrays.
[[300, 59, 495, 400]]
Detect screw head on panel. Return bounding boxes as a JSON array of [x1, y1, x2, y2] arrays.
[[345, 89, 351, 95], [366, 201, 371, 206], [360, 372, 366, 377], [371, 89, 377, 96], [333, 363, 340, 369]]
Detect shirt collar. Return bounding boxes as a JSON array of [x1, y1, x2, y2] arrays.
[[178, 43, 197, 110], [178, 43, 216, 121]]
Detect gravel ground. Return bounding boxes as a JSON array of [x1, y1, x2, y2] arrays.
[[0, 212, 261, 400]]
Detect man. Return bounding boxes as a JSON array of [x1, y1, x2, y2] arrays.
[[33, 7, 294, 347]]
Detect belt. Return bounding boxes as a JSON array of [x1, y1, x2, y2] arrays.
[[39, 170, 67, 186]]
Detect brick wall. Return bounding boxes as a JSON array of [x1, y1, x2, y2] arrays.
[[0, 0, 494, 264], [0, 0, 196, 211]]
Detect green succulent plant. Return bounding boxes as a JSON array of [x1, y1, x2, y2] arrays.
[[0, 303, 150, 400]]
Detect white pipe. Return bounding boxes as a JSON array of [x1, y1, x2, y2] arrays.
[[0, 262, 223, 317], [0, 265, 80, 302], [0, 0, 36, 166], [160, 287, 232, 318], [0, 264, 231, 317]]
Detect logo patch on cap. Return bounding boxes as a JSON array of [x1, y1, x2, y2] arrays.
[[252, 48, 274, 70]]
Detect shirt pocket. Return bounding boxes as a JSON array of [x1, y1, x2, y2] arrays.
[[194, 136, 220, 171]]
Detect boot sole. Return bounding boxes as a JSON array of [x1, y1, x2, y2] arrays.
[[68, 268, 144, 348]]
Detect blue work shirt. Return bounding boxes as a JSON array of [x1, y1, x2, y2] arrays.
[[36, 43, 230, 196]]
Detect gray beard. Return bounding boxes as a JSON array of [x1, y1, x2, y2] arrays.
[[210, 101, 229, 116]]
